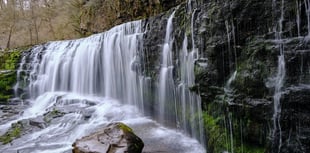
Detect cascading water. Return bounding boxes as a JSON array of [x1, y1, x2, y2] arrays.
[[158, 11, 177, 124], [0, 20, 206, 153], [304, 0, 310, 37], [296, 0, 301, 37], [157, 10, 205, 144], [271, 0, 286, 152], [177, 35, 204, 144], [13, 56, 26, 98], [25, 21, 146, 105], [225, 19, 238, 72], [224, 16, 238, 153], [175, 7, 205, 144], [222, 70, 237, 153]]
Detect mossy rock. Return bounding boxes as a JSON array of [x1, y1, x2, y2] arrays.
[[0, 49, 24, 103], [0, 72, 17, 103], [72, 122, 144, 153], [0, 50, 22, 70], [0, 123, 22, 144]]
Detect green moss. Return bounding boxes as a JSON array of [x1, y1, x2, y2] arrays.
[[0, 49, 23, 103], [0, 50, 22, 70], [203, 112, 227, 153], [50, 109, 60, 115], [0, 72, 17, 103], [43, 108, 66, 123], [203, 95, 267, 153], [204, 110, 265, 153], [235, 143, 265, 153], [118, 122, 133, 133], [0, 126, 21, 144]]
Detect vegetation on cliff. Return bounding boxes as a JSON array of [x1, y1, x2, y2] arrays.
[[0, 49, 23, 103]]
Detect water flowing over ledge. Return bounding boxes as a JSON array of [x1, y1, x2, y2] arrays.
[[1, 16, 206, 152]]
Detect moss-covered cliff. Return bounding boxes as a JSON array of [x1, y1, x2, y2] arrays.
[[141, 0, 310, 152], [0, 49, 23, 103]]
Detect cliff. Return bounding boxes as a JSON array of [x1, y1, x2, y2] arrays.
[[141, 0, 310, 152]]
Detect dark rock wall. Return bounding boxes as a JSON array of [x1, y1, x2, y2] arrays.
[[141, 0, 310, 152]]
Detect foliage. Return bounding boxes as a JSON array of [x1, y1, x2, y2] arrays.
[[203, 112, 227, 153], [0, 0, 185, 49], [0, 72, 16, 102], [0, 50, 21, 70], [0, 49, 22, 102], [0, 0, 79, 49], [203, 111, 266, 153]]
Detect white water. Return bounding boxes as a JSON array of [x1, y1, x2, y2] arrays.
[[25, 21, 146, 107], [158, 11, 177, 124], [1, 18, 206, 152], [271, 0, 286, 152], [229, 114, 234, 153], [223, 71, 237, 153], [175, 8, 205, 144], [225, 71, 237, 93], [296, 0, 301, 37], [225, 20, 237, 71], [177, 35, 204, 144], [305, 0, 310, 37], [1, 92, 205, 153], [13, 56, 26, 98], [187, 0, 197, 12]]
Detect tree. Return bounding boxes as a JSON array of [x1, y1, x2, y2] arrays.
[[0, 0, 19, 49]]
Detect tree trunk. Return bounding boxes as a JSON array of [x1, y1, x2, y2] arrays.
[[34, 20, 39, 43], [48, 19, 56, 39], [6, 24, 14, 49], [29, 27, 33, 45]]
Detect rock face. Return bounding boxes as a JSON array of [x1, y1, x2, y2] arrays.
[[72, 122, 144, 153], [140, 0, 310, 152]]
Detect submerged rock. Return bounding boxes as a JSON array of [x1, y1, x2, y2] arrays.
[[72, 122, 144, 153]]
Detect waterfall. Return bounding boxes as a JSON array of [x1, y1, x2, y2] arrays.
[[225, 19, 237, 71], [271, 0, 286, 152], [4, 10, 206, 153], [176, 8, 205, 144], [305, 0, 310, 37], [158, 11, 177, 124], [22, 21, 147, 110], [13, 55, 26, 98], [177, 35, 205, 144], [157, 10, 205, 143], [296, 0, 301, 37]]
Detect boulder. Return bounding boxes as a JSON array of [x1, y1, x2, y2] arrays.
[[72, 122, 144, 153]]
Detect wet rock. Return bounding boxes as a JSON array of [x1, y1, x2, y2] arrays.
[[72, 122, 144, 153], [0, 122, 21, 144], [29, 117, 47, 129], [278, 85, 310, 153], [8, 98, 23, 105], [43, 109, 66, 123]]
